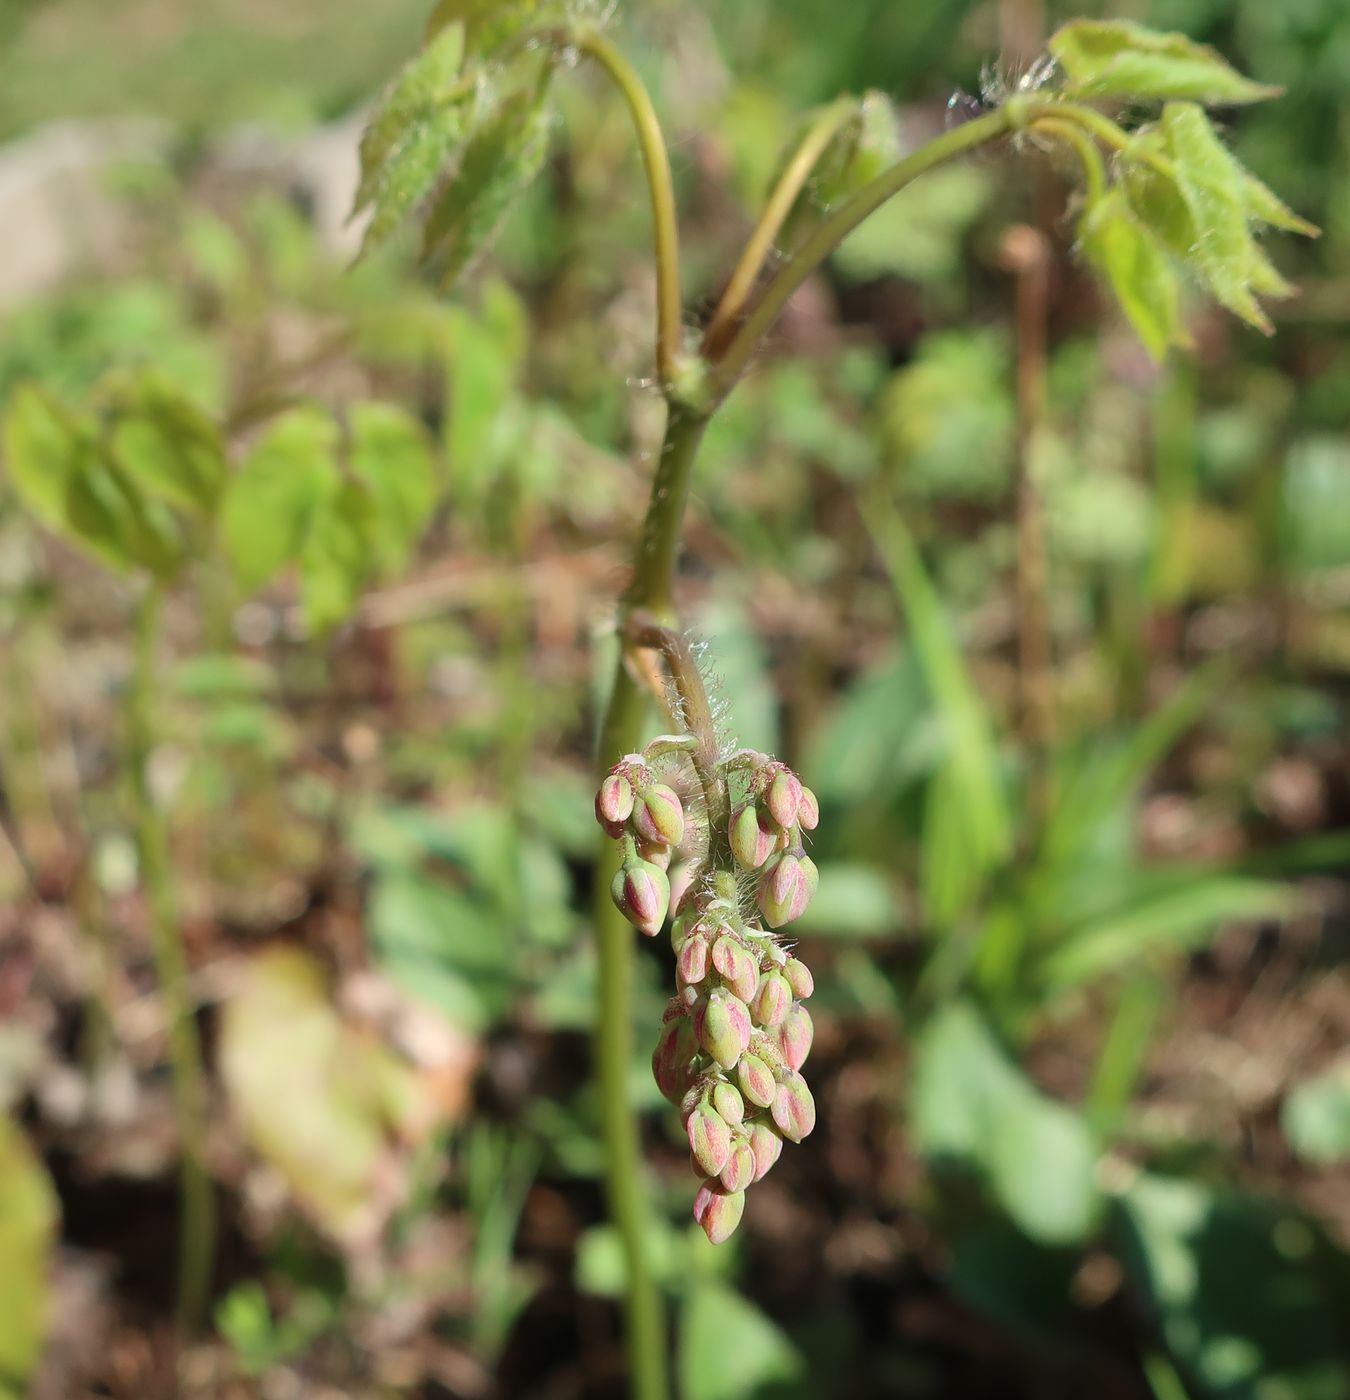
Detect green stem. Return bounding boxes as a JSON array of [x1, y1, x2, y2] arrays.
[[129, 583, 214, 1331], [709, 106, 1016, 398], [573, 28, 684, 384], [591, 406, 709, 1400], [703, 96, 857, 358]]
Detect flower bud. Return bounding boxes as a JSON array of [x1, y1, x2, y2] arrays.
[[719, 1140, 756, 1194], [595, 772, 634, 836], [693, 1182, 745, 1245], [634, 783, 685, 848], [736, 1053, 776, 1109], [751, 971, 792, 1029], [612, 857, 670, 936], [777, 1002, 813, 1072], [677, 933, 710, 988], [637, 838, 672, 872], [782, 957, 814, 999], [711, 1081, 744, 1127], [747, 1120, 784, 1181], [770, 1071, 816, 1143], [757, 851, 817, 927], [711, 935, 760, 1004], [797, 785, 819, 831], [668, 862, 696, 916], [687, 1099, 732, 1179], [652, 1017, 697, 1103], [730, 804, 775, 871], [695, 990, 751, 1071], [766, 769, 803, 830]]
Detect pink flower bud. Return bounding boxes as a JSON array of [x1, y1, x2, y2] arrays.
[[634, 783, 685, 847], [777, 1003, 814, 1072], [678, 933, 710, 988], [692, 1183, 745, 1245], [766, 769, 803, 830], [612, 857, 670, 936], [757, 851, 817, 927], [737, 1053, 776, 1109], [730, 805, 776, 870], [797, 785, 819, 831], [637, 838, 672, 871], [595, 773, 634, 836], [652, 1018, 697, 1103], [712, 1081, 744, 1127], [668, 862, 696, 915], [710, 933, 739, 982], [770, 1070, 816, 1143], [752, 971, 792, 1029], [782, 957, 814, 999], [687, 1100, 732, 1179], [747, 1120, 784, 1181], [695, 990, 751, 1071], [719, 1141, 756, 1193]]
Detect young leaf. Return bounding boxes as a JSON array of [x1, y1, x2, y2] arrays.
[[1159, 101, 1273, 331], [421, 85, 553, 287], [1079, 187, 1185, 360], [1049, 20, 1281, 105], [424, 0, 568, 59], [348, 402, 438, 573], [111, 374, 227, 516], [1241, 169, 1320, 237], [220, 407, 340, 591], [299, 480, 377, 634], [812, 91, 903, 211], [353, 23, 474, 257]]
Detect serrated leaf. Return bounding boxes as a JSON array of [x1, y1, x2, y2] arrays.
[[1160, 102, 1271, 331], [424, 0, 568, 58], [1049, 20, 1281, 105], [348, 402, 438, 572], [111, 374, 226, 515], [421, 85, 553, 286], [1080, 187, 1185, 360], [1241, 170, 1320, 237], [299, 479, 377, 634], [220, 407, 340, 591]]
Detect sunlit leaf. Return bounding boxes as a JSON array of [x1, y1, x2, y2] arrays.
[[0, 1117, 58, 1394], [299, 480, 377, 633], [1283, 1059, 1350, 1169], [680, 1283, 804, 1400], [348, 402, 438, 573], [111, 373, 227, 515], [421, 85, 554, 287], [1080, 187, 1186, 359], [1049, 20, 1281, 105], [220, 406, 340, 591]]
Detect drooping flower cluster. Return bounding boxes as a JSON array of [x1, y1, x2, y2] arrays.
[[597, 742, 820, 1243]]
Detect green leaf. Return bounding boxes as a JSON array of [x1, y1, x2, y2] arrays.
[[220, 406, 340, 591], [347, 403, 438, 573], [1042, 875, 1295, 991], [0, 1117, 58, 1392], [111, 373, 227, 515], [1080, 188, 1186, 360], [1049, 20, 1281, 105], [679, 1283, 804, 1400], [1283, 1060, 1350, 1169], [912, 1003, 1101, 1244], [1160, 102, 1271, 332], [353, 23, 473, 257], [1241, 170, 1320, 238], [421, 84, 553, 287], [1118, 1174, 1350, 1399], [3, 384, 183, 577], [299, 480, 377, 634], [424, 0, 567, 59]]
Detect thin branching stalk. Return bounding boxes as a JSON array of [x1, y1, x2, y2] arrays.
[[128, 583, 214, 1330]]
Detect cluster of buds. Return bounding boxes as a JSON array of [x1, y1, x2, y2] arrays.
[[596, 750, 690, 937], [596, 743, 821, 1244]]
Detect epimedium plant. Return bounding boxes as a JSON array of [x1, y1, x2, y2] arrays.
[[350, 5, 1315, 1394]]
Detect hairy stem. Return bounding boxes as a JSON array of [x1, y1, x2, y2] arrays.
[[703, 97, 856, 359], [128, 584, 214, 1331], [573, 28, 684, 384], [709, 106, 1016, 398]]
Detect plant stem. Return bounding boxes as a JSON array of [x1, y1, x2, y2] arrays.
[[128, 583, 214, 1331], [703, 97, 856, 359], [592, 405, 709, 1400], [573, 28, 684, 384], [709, 107, 1016, 398]]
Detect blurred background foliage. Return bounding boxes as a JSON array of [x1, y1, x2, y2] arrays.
[[0, 0, 1348, 1397]]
